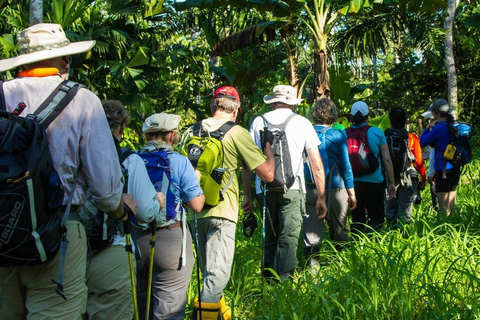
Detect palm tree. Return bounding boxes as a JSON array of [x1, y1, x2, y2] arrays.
[[175, 0, 373, 100]]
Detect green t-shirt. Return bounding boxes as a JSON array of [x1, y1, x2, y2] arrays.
[[182, 117, 266, 223]]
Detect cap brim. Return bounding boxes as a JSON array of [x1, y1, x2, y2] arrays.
[[421, 111, 433, 119], [263, 95, 303, 105], [0, 40, 96, 72]]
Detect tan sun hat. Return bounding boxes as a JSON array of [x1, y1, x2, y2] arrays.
[[0, 23, 96, 72], [142, 113, 181, 133], [263, 85, 303, 106]]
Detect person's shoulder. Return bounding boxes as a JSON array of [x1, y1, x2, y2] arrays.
[[168, 150, 189, 163], [368, 125, 384, 135], [328, 127, 346, 139]]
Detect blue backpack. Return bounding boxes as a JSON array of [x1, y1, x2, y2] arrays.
[[305, 126, 331, 186], [443, 122, 472, 167], [137, 149, 179, 221]]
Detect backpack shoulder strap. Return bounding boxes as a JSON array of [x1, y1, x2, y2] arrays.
[[192, 121, 203, 136], [0, 81, 5, 111], [34, 80, 84, 129], [121, 147, 135, 162], [216, 121, 236, 139], [361, 125, 371, 133], [279, 113, 297, 130]]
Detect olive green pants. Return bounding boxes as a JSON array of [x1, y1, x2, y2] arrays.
[[0, 221, 87, 320], [264, 189, 303, 278]]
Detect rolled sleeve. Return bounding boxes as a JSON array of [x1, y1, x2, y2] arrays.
[[175, 155, 204, 203], [124, 154, 160, 223], [80, 93, 123, 212]]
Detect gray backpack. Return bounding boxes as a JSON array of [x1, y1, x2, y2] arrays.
[[260, 114, 297, 193]]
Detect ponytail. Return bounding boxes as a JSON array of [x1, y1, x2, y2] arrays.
[[353, 111, 366, 126], [446, 113, 455, 124]]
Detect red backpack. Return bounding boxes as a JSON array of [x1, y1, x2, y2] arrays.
[[346, 125, 380, 177]]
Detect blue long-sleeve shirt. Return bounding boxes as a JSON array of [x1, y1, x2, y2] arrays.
[[420, 121, 453, 171], [313, 125, 355, 190]]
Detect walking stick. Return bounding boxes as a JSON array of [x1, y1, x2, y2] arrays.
[[145, 220, 156, 320], [194, 211, 202, 320], [124, 211, 140, 320], [261, 183, 266, 290]]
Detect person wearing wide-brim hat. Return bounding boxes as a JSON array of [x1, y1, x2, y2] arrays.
[[245, 84, 327, 279], [420, 99, 458, 216], [0, 23, 132, 319]]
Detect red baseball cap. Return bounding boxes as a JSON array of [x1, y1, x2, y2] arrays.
[[214, 86, 240, 102]]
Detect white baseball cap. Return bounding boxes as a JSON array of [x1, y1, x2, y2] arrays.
[[351, 101, 369, 116]]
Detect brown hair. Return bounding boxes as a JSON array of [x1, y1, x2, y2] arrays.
[[102, 100, 129, 133], [310, 98, 339, 125]]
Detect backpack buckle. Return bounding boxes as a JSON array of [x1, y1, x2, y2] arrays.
[[26, 113, 38, 121]]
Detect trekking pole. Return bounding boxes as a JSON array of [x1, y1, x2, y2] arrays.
[[145, 220, 156, 320], [194, 211, 202, 320], [124, 210, 140, 320], [261, 183, 266, 292]]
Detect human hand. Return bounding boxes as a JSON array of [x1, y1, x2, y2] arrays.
[[426, 120, 438, 129], [157, 192, 165, 209], [316, 197, 327, 220], [195, 169, 202, 182], [122, 193, 138, 220], [241, 196, 254, 214], [387, 184, 396, 200], [348, 194, 357, 211], [427, 176, 434, 185], [260, 128, 274, 150]]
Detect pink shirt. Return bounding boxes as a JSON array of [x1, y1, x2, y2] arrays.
[[2, 76, 123, 212]]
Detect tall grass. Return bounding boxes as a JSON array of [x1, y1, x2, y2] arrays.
[[185, 159, 480, 319]]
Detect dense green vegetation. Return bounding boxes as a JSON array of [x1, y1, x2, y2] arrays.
[[1, 0, 479, 139], [185, 158, 480, 319], [1, 1, 479, 318]]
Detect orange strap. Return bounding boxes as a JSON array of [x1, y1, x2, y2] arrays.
[[18, 68, 60, 77]]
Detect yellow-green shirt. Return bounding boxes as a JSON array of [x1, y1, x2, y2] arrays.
[[181, 118, 266, 223]]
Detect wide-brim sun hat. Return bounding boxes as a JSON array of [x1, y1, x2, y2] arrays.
[[264, 85, 303, 106], [0, 23, 96, 72]]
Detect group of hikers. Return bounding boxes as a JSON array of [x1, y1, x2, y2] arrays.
[[0, 23, 471, 320]]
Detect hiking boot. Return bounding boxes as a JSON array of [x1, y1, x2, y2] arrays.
[[192, 297, 221, 320], [219, 295, 231, 320]]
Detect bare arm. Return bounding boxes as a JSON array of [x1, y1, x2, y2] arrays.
[[306, 147, 327, 219], [185, 194, 205, 213], [380, 144, 396, 199], [253, 142, 274, 183]]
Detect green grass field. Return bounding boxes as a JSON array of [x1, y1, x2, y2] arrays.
[[185, 159, 480, 320]]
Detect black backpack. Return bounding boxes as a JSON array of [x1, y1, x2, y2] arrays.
[[260, 114, 297, 193], [82, 141, 132, 253], [384, 128, 414, 182], [0, 80, 82, 267]]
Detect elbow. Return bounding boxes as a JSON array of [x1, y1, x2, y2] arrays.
[[189, 194, 205, 213], [262, 170, 274, 184]]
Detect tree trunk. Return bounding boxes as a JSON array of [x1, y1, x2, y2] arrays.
[[316, 48, 330, 99], [444, 0, 459, 114], [29, 0, 43, 25], [284, 41, 299, 93]]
